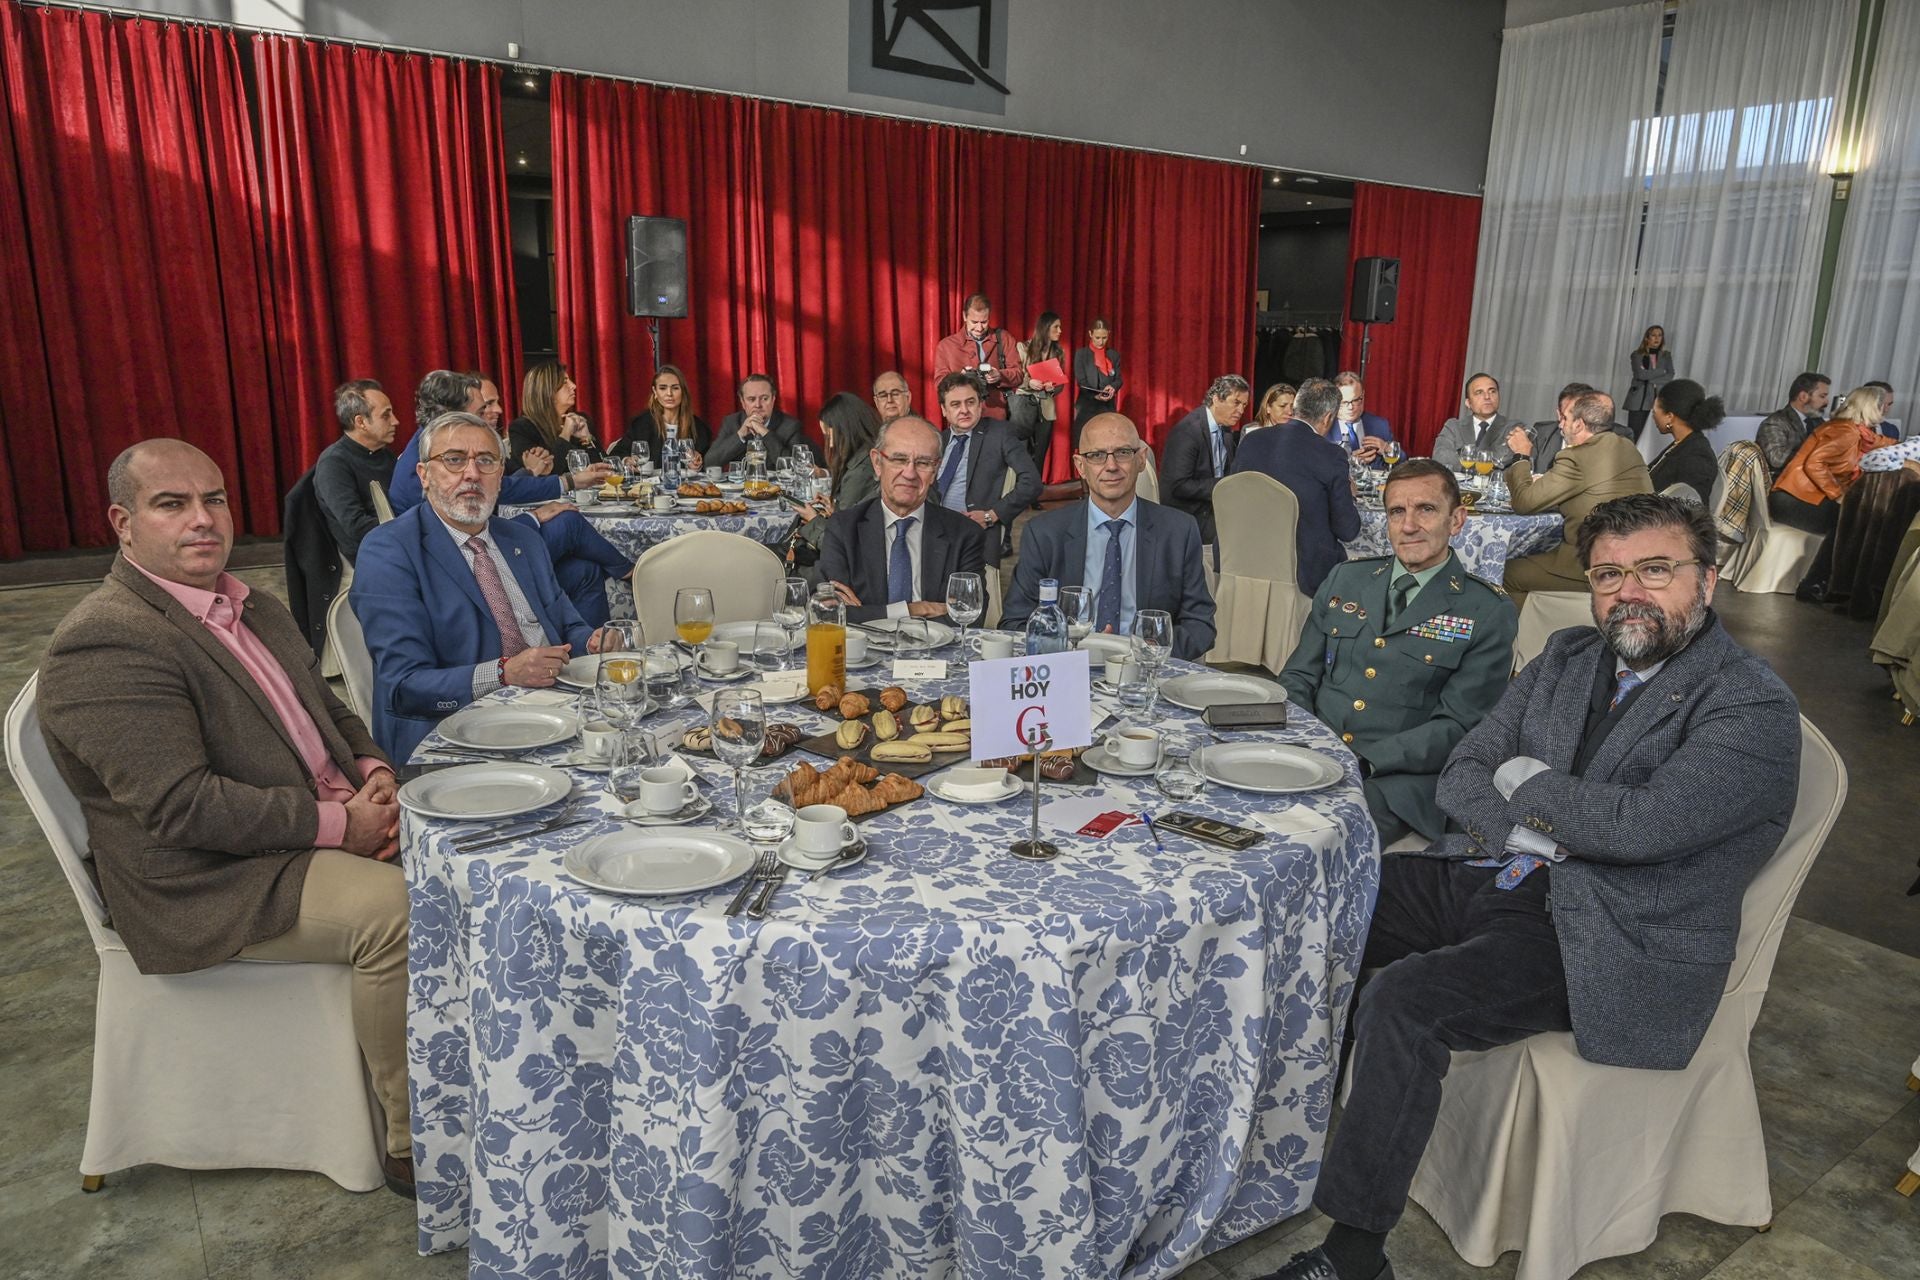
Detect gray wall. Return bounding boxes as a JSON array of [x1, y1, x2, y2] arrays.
[[107, 0, 1505, 194], [1504, 0, 1636, 28]]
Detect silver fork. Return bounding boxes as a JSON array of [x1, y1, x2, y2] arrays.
[[726, 849, 779, 916]]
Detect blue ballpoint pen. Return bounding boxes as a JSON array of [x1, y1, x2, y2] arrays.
[[1143, 811, 1166, 853]]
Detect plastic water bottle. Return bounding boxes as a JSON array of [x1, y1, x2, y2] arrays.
[[1026, 579, 1069, 655]]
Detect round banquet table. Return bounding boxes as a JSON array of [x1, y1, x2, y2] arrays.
[[401, 648, 1382, 1278], [1824, 468, 1920, 620], [1344, 506, 1562, 581]]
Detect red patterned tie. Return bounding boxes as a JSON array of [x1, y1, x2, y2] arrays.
[[466, 536, 530, 658]]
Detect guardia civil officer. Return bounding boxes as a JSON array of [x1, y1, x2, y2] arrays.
[[1278, 458, 1517, 844]]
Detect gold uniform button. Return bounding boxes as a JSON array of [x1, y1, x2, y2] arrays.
[[1424, 654, 1434, 663], [1374, 637, 1386, 649], [1353, 698, 1367, 711], [1364, 667, 1376, 679], [1341, 732, 1354, 744]]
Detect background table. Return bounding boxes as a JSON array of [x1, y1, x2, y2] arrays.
[[1345, 508, 1562, 581], [1826, 468, 1920, 620], [550, 502, 798, 619], [403, 654, 1381, 1278]]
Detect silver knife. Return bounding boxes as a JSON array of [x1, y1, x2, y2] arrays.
[[455, 815, 590, 853]]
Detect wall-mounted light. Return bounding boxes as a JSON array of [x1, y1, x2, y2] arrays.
[[515, 152, 530, 167], [1830, 170, 1853, 200]]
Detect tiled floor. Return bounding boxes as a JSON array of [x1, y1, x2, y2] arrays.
[[0, 567, 1914, 1279]]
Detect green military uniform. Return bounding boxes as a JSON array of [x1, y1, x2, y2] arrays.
[[1278, 550, 1518, 844]]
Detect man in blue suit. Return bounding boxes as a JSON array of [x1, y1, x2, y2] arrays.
[[1332, 370, 1396, 464], [1002, 413, 1216, 660], [387, 370, 630, 626], [1232, 377, 1363, 594], [353, 412, 606, 761]]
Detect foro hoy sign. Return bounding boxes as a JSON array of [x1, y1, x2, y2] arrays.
[[968, 649, 1093, 761]]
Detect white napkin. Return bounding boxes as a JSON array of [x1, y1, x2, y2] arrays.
[[1249, 805, 1341, 838], [516, 690, 578, 707]]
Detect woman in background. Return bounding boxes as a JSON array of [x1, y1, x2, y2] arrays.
[[1071, 317, 1123, 453], [1623, 323, 1673, 440], [1012, 311, 1067, 476], [612, 364, 709, 468], [507, 361, 605, 478], [785, 393, 883, 580], [1647, 378, 1724, 503], [1248, 382, 1297, 433], [1771, 385, 1894, 601]]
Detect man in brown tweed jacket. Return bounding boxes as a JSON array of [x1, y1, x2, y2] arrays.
[[37, 439, 415, 1197]]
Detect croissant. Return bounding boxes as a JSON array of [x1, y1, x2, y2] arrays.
[[834, 783, 885, 816], [878, 686, 909, 712], [814, 684, 844, 712], [871, 773, 924, 805], [840, 756, 879, 784], [839, 691, 872, 719]]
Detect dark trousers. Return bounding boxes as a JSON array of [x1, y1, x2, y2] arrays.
[[1767, 489, 1839, 591], [1008, 393, 1053, 479], [1313, 856, 1572, 1234], [539, 509, 633, 628], [1627, 408, 1650, 440]]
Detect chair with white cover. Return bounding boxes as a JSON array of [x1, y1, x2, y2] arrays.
[[983, 466, 1017, 628], [1901, 1053, 1920, 1197], [326, 592, 375, 722], [1725, 490, 1822, 593], [1206, 471, 1312, 672], [4, 676, 384, 1193], [1138, 448, 1161, 504], [631, 530, 785, 643], [1512, 591, 1594, 672], [1408, 716, 1847, 1280], [369, 480, 395, 524]]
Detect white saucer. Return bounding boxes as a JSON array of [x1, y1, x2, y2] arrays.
[[927, 775, 1023, 805], [696, 661, 755, 683], [551, 751, 612, 773], [621, 795, 715, 826], [1083, 742, 1163, 778], [845, 653, 882, 670], [776, 835, 869, 872]]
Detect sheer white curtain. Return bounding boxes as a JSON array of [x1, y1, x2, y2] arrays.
[[1627, 0, 1858, 413], [1824, 0, 1920, 397], [1464, 4, 1664, 423]]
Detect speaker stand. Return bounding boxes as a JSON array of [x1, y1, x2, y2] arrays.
[[647, 317, 663, 373], [1358, 322, 1373, 383]]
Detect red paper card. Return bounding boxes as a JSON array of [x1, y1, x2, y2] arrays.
[[1024, 358, 1068, 385], [1076, 810, 1142, 838]]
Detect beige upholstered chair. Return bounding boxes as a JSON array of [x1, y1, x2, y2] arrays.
[[1137, 448, 1160, 504], [326, 592, 376, 721], [4, 677, 385, 1193], [1408, 717, 1847, 1280], [1511, 590, 1595, 672], [369, 480, 395, 523], [631, 530, 785, 643], [1725, 493, 1822, 594], [1206, 471, 1311, 672]]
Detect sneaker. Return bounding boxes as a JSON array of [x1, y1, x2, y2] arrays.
[[1252, 1245, 1394, 1280]]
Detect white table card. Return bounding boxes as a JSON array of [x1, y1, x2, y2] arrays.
[[967, 650, 1093, 761], [891, 659, 947, 680]]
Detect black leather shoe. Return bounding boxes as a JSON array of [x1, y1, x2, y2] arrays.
[[383, 1153, 416, 1200], [1253, 1246, 1394, 1280], [1794, 581, 1828, 602]]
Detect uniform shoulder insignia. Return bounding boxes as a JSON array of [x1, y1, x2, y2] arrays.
[[1466, 572, 1508, 598]]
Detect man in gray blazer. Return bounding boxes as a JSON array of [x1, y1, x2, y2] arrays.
[[930, 371, 1041, 566], [1431, 372, 1521, 469], [1001, 413, 1216, 659], [1755, 370, 1831, 476], [1261, 493, 1801, 1280], [706, 372, 808, 468], [37, 440, 415, 1196]]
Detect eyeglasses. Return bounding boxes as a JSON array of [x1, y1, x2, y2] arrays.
[[874, 388, 908, 400], [877, 453, 940, 471], [1584, 558, 1700, 593], [1077, 447, 1143, 465], [426, 451, 503, 473]]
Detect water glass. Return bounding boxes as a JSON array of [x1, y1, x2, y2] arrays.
[[1132, 610, 1174, 671], [1059, 586, 1094, 645], [745, 622, 791, 673], [1155, 745, 1206, 803], [713, 690, 768, 836], [1115, 659, 1157, 721], [726, 462, 745, 484], [740, 771, 798, 844], [946, 572, 984, 649], [607, 728, 666, 805], [643, 645, 692, 709]]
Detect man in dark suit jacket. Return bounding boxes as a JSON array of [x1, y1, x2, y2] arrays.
[[38, 439, 415, 1193], [1332, 371, 1396, 464], [706, 372, 808, 468], [819, 415, 988, 623], [929, 372, 1041, 566], [352, 414, 604, 763], [1260, 494, 1800, 1280], [1160, 373, 1251, 545], [1755, 371, 1830, 476], [1001, 413, 1216, 659], [1231, 377, 1362, 593], [1431, 372, 1522, 469]]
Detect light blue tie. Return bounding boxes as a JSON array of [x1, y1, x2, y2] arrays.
[[937, 436, 967, 505], [1096, 519, 1128, 633], [888, 517, 915, 604], [1609, 668, 1645, 710], [1210, 428, 1225, 474]]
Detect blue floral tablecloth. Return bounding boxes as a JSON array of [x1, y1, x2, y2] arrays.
[[1344, 509, 1562, 581], [403, 655, 1381, 1278]]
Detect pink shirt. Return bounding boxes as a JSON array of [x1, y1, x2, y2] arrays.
[[131, 561, 387, 848]]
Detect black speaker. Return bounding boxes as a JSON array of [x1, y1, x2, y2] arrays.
[[626, 215, 688, 318], [1351, 256, 1400, 324]]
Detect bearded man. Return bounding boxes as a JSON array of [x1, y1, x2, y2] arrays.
[[1259, 492, 1802, 1280]]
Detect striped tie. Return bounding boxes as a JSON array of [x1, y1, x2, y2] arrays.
[[466, 536, 529, 658]]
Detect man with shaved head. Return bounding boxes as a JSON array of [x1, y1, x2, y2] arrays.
[[37, 440, 416, 1197], [1001, 413, 1216, 659]]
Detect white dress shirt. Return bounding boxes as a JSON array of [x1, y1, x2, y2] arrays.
[[434, 509, 551, 697]]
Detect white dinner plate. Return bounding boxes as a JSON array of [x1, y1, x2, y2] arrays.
[[436, 704, 580, 751], [558, 651, 647, 690], [927, 774, 1024, 805], [1159, 672, 1288, 712], [710, 621, 802, 652], [398, 763, 573, 820], [1083, 742, 1163, 778], [562, 828, 757, 896], [1200, 743, 1343, 794], [861, 618, 958, 649], [1078, 633, 1134, 662]]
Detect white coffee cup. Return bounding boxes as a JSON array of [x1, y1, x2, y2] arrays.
[[703, 640, 740, 674], [650, 492, 674, 511], [581, 720, 620, 761], [971, 633, 1015, 661], [1102, 727, 1161, 767], [638, 767, 698, 815], [844, 631, 869, 664], [794, 804, 857, 859], [1103, 656, 1141, 686]]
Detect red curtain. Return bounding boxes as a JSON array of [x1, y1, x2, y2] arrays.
[[1339, 183, 1483, 459], [551, 75, 1258, 479], [0, 3, 277, 553], [252, 36, 520, 465]]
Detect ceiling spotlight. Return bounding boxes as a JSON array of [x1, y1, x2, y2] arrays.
[[515, 152, 529, 167], [1305, 200, 1313, 206], [1269, 173, 1283, 185], [523, 75, 537, 89], [1295, 176, 1320, 185]]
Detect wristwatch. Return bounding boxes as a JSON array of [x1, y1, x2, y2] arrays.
[[984, 510, 999, 527]]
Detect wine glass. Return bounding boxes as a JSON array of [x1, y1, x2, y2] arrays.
[[566, 448, 593, 487], [1155, 744, 1207, 803], [1383, 438, 1404, 467], [1132, 610, 1174, 672], [774, 576, 809, 651], [946, 572, 984, 651], [1059, 586, 1094, 646], [674, 587, 715, 655], [712, 689, 767, 836], [593, 623, 647, 728]]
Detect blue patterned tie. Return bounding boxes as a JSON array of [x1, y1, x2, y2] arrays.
[[1096, 519, 1128, 633], [1210, 428, 1225, 475], [937, 436, 967, 504], [1610, 667, 1645, 710], [888, 516, 915, 604]]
